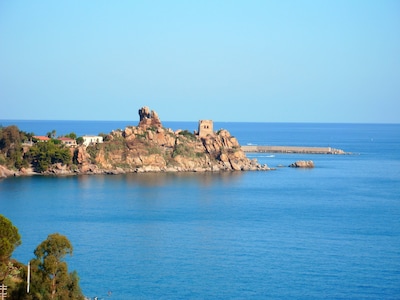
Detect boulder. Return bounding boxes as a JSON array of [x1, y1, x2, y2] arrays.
[[289, 160, 315, 168], [0, 165, 15, 178], [138, 106, 162, 128]]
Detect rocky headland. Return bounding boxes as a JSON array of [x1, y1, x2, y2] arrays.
[[74, 107, 269, 174], [1, 107, 270, 178]]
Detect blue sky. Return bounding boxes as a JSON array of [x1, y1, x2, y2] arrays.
[[1, 1, 399, 123]]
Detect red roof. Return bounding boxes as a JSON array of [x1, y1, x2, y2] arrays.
[[33, 136, 50, 141]]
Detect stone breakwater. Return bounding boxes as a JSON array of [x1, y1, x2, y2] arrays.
[[241, 145, 347, 154]]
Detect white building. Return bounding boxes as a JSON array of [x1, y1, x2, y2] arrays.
[[82, 135, 104, 147]]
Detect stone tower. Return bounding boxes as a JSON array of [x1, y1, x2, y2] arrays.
[[198, 120, 214, 138]]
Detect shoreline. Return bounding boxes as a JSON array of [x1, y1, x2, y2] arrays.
[[0, 164, 272, 179]]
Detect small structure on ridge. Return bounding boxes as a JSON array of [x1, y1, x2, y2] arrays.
[[198, 120, 213, 138]]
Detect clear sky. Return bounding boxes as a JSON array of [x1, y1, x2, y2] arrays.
[[0, 1, 399, 123]]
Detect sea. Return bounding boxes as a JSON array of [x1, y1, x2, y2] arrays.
[[0, 120, 399, 300]]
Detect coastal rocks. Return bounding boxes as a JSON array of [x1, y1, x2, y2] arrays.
[[19, 167, 35, 176], [0, 106, 269, 178], [74, 146, 90, 164], [138, 106, 162, 129], [0, 165, 15, 178], [201, 130, 240, 155], [289, 160, 315, 168], [74, 146, 95, 172], [74, 107, 270, 174]]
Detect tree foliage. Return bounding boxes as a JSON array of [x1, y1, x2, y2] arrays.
[[0, 215, 21, 282], [47, 130, 57, 139], [29, 233, 84, 300], [27, 141, 71, 172], [0, 125, 21, 151], [0, 125, 76, 172], [76, 137, 84, 145], [65, 133, 77, 140], [0, 125, 30, 169]]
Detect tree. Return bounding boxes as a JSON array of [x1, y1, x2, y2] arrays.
[[27, 141, 71, 172], [0, 125, 31, 169], [0, 215, 21, 282], [65, 133, 77, 140], [47, 130, 57, 139], [0, 125, 20, 153], [30, 233, 84, 300], [76, 137, 84, 145]]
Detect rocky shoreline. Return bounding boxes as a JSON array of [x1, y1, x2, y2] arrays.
[[1, 107, 328, 179], [0, 107, 271, 178]]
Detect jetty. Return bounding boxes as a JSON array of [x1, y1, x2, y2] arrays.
[[241, 145, 346, 154]]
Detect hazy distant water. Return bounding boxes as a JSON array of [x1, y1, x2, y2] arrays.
[[2, 119, 398, 154], [1, 122, 399, 299]]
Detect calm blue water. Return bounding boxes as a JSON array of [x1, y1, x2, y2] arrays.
[[1, 122, 400, 299]]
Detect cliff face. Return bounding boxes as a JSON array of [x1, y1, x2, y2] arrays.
[[74, 107, 269, 174], [75, 125, 268, 174]]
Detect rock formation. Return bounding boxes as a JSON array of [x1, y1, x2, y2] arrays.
[[289, 160, 315, 168], [0, 107, 270, 177], [0, 165, 15, 178], [138, 106, 162, 129], [72, 107, 269, 173]]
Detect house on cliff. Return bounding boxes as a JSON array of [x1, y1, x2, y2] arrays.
[[33, 136, 51, 142], [58, 137, 77, 147], [82, 135, 103, 147]]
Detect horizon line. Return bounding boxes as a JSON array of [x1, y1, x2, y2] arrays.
[[1, 119, 399, 125]]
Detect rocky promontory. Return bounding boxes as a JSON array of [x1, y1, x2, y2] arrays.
[[72, 107, 269, 174], [0, 107, 270, 178]]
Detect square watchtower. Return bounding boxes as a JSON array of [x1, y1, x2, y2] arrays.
[[198, 120, 214, 138]]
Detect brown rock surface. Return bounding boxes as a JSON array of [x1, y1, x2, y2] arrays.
[[138, 106, 162, 129], [72, 107, 269, 173], [0, 107, 267, 177], [0, 165, 15, 178], [289, 160, 315, 168]]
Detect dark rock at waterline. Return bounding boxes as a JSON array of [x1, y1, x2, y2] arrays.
[[289, 160, 315, 168]]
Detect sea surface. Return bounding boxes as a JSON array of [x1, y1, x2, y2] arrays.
[[1, 121, 400, 299]]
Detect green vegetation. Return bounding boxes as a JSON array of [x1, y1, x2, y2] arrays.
[[0, 215, 84, 299], [147, 146, 162, 155], [172, 143, 196, 158], [46, 130, 57, 139], [98, 133, 108, 140], [135, 132, 147, 139], [103, 136, 126, 152], [0, 125, 74, 172], [178, 130, 196, 140], [86, 144, 100, 163], [27, 141, 72, 172], [65, 133, 77, 140], [0, 123, 240, 174], [0, 215, 22, 283], [29, 233, 84, 300], [85, 135, 126, 163], [0, 125, 31, 169], [76, 136, 84, 145], [196, 152, 205, 158], [148, 126, 158, 132]]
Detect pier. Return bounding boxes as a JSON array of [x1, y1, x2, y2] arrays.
[[241, 145, 346, 154]]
